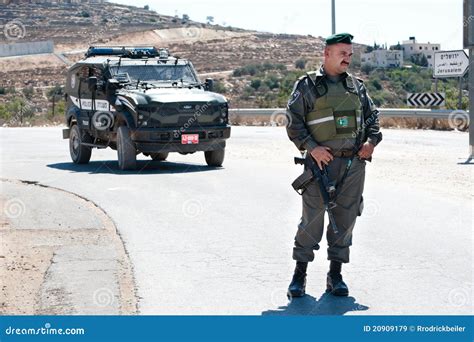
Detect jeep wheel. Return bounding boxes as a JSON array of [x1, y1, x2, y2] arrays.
[[117, 126, 137, 170], [205, 148, 225, 167], [69, 124, 92, 164], [150, 152, 169, 161]]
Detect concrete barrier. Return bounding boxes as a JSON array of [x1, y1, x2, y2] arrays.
[[0, 40, 54, 57]]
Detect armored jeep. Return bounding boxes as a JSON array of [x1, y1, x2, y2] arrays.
[[62, 46, 231, 170]]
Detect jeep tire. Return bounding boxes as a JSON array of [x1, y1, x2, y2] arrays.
[[117, 126, 137, 170], [204, 148, 225, 167], [150, 152, 169, 161], [69, 124, 92, 164]]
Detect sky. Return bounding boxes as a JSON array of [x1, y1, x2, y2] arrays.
[[111, 0, 464, 51]]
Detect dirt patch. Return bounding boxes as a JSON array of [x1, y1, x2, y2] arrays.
[[0, 179, 137, 315], [0, 54, 65, 73]]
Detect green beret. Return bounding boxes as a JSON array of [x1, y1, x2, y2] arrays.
[[325, 33, 354, 45]]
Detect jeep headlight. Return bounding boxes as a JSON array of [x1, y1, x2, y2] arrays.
[[220, 104, 228, 118]]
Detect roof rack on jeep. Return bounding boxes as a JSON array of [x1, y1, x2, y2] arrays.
[[85, 46, 169, 59]]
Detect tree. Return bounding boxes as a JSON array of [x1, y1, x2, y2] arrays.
[[411, 54, 428, 67], [47, 85, 64, 100], [206, 16, 214, 25], [144, 5, 149, 10], [361, 63, 374, 74], [392, 42, 402, 50], [182, 14, 190, 22], [420, 54, 428, 67]]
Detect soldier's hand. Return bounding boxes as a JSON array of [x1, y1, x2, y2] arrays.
[[358, 142, 375, 159], [310, 146, 333, 170]]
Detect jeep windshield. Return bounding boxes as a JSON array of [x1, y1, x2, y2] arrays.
[[109, 64, 198, 84]]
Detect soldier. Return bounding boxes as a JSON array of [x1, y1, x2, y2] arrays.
[[286, 33, 382, 297]]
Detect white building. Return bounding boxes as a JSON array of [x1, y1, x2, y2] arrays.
[[398, 37, 440, 68], [361, 49, 403, 68]]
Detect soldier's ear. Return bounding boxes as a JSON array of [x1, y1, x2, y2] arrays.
[[324, 46, 331, 58]]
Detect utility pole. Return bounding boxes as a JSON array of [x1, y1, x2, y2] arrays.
[[52, 92, 56, 118], [331, 0, 336, 34], [469, 48, 473, 158], [465, 0, 474, 158]]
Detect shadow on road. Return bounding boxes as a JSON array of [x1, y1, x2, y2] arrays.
[[46, 160, 222, 175], [261, 292, 369, 316]]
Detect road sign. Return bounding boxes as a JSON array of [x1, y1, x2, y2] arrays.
[[407, 93, 445, 107], [434, 50, 469, 77]]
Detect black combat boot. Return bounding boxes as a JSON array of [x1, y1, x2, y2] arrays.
[[287, 261, 307, 298], [326, 261, 349, 296]]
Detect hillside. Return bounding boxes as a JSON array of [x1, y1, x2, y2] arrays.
[[0, 1, 467, 128]]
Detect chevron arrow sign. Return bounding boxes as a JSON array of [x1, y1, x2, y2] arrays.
[[407, 92, 445, 107]]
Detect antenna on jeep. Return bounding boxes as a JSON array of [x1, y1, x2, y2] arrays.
[[117, 56, 122, 74]]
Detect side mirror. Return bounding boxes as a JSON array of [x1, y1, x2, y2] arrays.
[[88, 76, 98, 92], [205, 78, 214, 92]]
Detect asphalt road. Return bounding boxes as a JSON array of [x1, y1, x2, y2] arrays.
[[0, 126, 472, 315]]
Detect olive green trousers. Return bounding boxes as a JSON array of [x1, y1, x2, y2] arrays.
[[292, 157, 366, 263]]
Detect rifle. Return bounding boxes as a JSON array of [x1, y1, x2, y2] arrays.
[[292, 152, 339, 235]]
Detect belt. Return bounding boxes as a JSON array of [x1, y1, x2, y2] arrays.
[[332, 149, 356, 158]]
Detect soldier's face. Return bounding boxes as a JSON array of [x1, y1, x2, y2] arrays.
[[324, 43, 353, 74]]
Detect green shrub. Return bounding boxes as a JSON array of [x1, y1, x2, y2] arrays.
[[213, 80, 227, 94], [22, 86, 34, 99], [250, 79, 261, 90]]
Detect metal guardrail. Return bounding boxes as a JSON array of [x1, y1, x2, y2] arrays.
[[229, 108, 465, 119]]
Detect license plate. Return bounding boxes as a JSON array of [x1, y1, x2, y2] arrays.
[[181, 134, 199, 144]]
